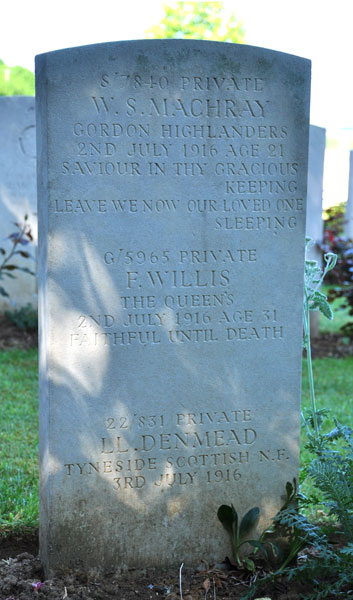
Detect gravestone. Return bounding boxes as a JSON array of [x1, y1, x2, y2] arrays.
[[36, 40, 311, 576], [344, 150, 353, 239], [0, 96, 37, 310], [306, 125, 326, 336]]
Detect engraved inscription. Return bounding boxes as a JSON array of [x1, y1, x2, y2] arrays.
[[70, 301, 283, 347], [62, 409, 291, 490]]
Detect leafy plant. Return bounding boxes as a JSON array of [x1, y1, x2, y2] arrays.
[[303, 239, 337, 436], [0, 215, 35, 300], [217, 482, 302, 574], [0, 59, 35, 96], [255, 479, 308, 571], [285, 240, 353, 597], [145, 1, 245, 43], [217, 504, 260, 569]]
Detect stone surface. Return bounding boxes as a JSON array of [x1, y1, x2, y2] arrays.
[[0, 96, 37, 310], [306, 125, 325, 251], [344, 150, 353, 239], [306, 125, 326, 337], [36, 40, 311, 576]]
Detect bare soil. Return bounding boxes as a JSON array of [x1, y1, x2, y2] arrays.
[[0, 315, 37, 351], [310, 331, 353, 359], [0, 532, 319, 600], [1, 319, 352, 599]]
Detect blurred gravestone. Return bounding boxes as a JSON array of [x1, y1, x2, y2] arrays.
[[344, 150, 353, 239], [306, 125, 326, 337], [0, 96, 37, 310], [36, 40, 311, 576]]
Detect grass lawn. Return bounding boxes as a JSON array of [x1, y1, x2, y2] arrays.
[[0, 348, 38, 532], [300, 355, 353, 519], [1, 340, 352, 533]]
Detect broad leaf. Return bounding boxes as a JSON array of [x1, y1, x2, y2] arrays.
[[286, 480, 294, 497], [217, 504, 237, 534], [15, 267, 36, 275], [13, 250, 31, 258], [310, 291, 333, 320], [239, 507, 259, 540]]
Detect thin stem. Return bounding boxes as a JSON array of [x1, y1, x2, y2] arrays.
[[303, 299, 319, 437], [301, 409, 311, 437], [276, 538, 306, 573], [0, 223, 26, 272], [232, 530, 242, 566], [0, 240, 17, 271], [179, 562, 184, 600]]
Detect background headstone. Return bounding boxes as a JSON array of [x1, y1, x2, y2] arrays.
[[344, 150, 353, 239], [0, 96, 37, 310], [36, 40, 311, 576], [306, 125, 326, 337]]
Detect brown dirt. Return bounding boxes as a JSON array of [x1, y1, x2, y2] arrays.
[[0, 315, 37, 350], [310, 332, 353, 358], [0, 532, 329, 600]]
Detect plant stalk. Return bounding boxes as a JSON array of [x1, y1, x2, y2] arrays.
[[303, 302, 319, 437]]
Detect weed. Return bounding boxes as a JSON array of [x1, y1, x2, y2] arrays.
[[0, 215, 35, 300], [217, 504, 260, 569]]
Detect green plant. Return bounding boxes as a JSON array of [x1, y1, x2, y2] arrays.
[[0, 59, 35, 96], [0, 215, 35, 300], [302, 239, 337, 437], [281, 240, 353, 597], [256, 480, 309, 571], [5, 303, 38, 332], [217, 504, 260, 569], [145, 1, 245, 43]]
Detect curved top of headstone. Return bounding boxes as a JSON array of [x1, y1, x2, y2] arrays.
[[36, 40, 311, 138], [36, 38, 310, 66], [0, 95, 35, 101]]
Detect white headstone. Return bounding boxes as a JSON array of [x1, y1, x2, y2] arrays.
[[306, 125, 326, 336], [306, 125, 325, 253], [0, 96, 37, 310], [36, 40, 311, 576]]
